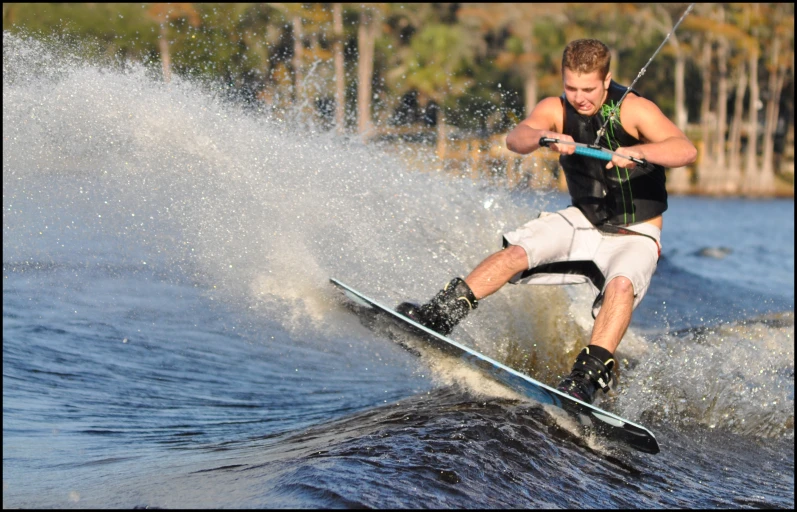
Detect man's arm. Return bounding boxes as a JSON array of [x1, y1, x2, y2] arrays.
[[612, 95, 697, 169], [506, 97, 576, 155]]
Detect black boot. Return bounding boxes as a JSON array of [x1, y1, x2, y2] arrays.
[[556, 346, 615, 404], [396, 278, 478, 335]]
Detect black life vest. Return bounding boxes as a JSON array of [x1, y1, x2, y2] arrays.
[[559, 81, 668, 226]]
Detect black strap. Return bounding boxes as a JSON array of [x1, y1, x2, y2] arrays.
[[517, 260, 605, 292]]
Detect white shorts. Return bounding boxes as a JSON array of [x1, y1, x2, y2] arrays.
[[502, 206, 661, 318]]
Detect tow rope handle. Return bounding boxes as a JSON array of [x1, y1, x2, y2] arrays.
[[538, 137, 650, 167]]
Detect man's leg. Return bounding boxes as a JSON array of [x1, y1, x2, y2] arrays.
[[556, 276, 635, 404], [464, 244, 529, 299], [588, 276, 635, 353], [396, 244, 529, 335]]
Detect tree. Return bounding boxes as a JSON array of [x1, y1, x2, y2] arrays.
[[759, 3, 793, 192], [387, 23, 476, 159], [458, 3, 569, 117], [357, 5, 381, 137], [727, 59, 748, 191], [292, 12, 304, 101], [738, 4, 764, 195], [146, 3, 200, 82], [4, 4, 158, 62], [742, 30, 761, 194], [650, 4, 691, 131], [685, 4, 722, 193], [714, 15, 730, 185], [268, 3, 312, 106], [635, 4, 696, 194], [332, 3, 346, 133], [235, 4, 282, 99], [693, 4, 748, 195]]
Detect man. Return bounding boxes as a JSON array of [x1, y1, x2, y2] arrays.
[[397, 39, 697, 404]]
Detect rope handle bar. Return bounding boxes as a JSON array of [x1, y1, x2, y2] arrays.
[[538, 137, 649, 167]]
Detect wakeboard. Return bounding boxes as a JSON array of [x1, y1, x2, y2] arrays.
[[331, 277, 660, 454]]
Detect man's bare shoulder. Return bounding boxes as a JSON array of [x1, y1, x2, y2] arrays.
[[619, 94, 663, 120], [620, 93, 687, 143], [524, 96, 564, 131], [536, 96, 564, 115]]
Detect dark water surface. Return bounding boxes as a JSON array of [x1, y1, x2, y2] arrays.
[[3, 33, 794, 508]]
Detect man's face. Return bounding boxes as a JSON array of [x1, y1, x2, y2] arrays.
[[563, 68, 612, 116]]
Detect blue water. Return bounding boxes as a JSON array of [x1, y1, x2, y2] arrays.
[[3, 33, 794, 508], [637, 196, 794, 331]]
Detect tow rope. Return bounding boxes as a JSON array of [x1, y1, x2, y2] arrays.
[[593, 2, 695, 145]]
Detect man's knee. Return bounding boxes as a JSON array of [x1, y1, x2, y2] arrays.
[[501, 244, 529, 273], [605, 276, 634, 297]]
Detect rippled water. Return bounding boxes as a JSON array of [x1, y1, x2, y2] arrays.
[[3, 32, 794, 508]]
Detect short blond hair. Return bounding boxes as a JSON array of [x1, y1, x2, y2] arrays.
[[562, 39, 611, 79]]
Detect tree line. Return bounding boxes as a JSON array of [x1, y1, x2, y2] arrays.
[[3, 3, 794, 196]]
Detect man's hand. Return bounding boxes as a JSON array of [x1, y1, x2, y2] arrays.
[[606, 146, 644, 170], [541, 132, 576, 155]]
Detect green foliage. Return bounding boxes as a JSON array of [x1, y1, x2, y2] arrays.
[[3, 2, 793, 137], [4, 3, 156, 60], [402, 23, 474, 102], [504, 35, 525, 55]]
